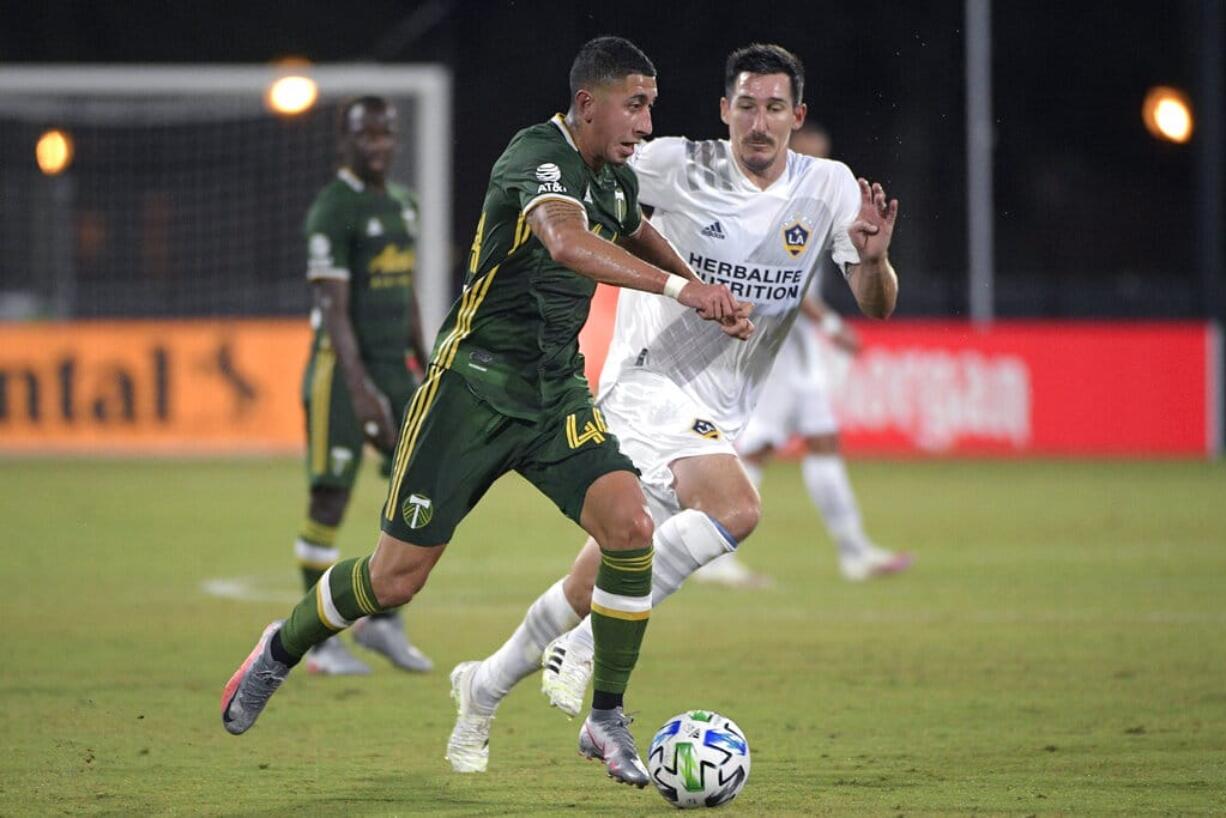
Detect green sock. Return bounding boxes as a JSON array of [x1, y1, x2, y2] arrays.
[[279, 556, 384, 658], [590, 545, 653, 696], [295, 518, 339, 592]]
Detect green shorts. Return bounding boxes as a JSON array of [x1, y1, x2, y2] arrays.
[[302, 350, 418, 490], [379, 367, 638, 546]]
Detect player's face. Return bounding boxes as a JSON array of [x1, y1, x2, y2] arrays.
[[720, 72, 806, 176], [587, 74, 657, 165], [341, 104, 397, 184]]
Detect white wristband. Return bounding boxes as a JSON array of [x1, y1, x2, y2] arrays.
[[820, 311, 844, 336], [662, 274, 688, 301]]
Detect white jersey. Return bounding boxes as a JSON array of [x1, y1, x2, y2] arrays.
[[598, 136, 862, 439]]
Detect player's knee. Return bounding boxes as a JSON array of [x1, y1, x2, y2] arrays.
[[711, 488, 761, 542], [604, 507, 654, 552]]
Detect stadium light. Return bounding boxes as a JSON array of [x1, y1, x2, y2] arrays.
[[1143, 86, 1194, 144], [266, 75, 318, 116], [35, 129, 73, 175]]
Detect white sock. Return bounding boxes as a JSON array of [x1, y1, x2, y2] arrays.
[[568, 509, 737, 655], [471, 578, 579, 715], [802, 454, 868, 558]]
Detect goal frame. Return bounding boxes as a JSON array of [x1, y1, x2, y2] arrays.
[[0, 63, 453, 337]]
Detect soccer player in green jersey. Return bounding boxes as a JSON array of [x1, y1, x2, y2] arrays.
[[294, 96, 433, 676], [222, 37, 752, 788]]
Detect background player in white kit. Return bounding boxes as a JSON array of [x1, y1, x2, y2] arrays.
[[445, 44, 900, 773], [696, 122, 913, 587]]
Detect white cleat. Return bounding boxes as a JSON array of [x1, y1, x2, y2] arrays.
[[305, 635, 372, 676], [692, 552, 773, 589], [839, 545, 914, 582], [541, 635, 592, 719], [445, 661, 493, 773], [352, 613, 433, 672]]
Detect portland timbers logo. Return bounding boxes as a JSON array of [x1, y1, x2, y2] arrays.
[[402, 493, 433, 530], [782, 220, 811, 257]]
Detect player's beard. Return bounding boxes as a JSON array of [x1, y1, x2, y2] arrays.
[[740, 136, 775, 175]]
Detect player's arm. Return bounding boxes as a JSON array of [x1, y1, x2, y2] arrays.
[[804, 295, 861, 355], [528, 199, 750, 336], [313, 279, 397, 452], [621, 218, 755, 337], [844, 178, 899, 319], [617, 217, 695, 281]]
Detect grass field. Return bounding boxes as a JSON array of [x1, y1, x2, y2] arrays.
[[2, 456, 1224, 816]]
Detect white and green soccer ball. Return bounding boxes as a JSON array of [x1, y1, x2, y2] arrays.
[[647, 710, 750, 809]]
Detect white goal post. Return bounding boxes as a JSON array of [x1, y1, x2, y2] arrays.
[[0, 64, 452, 338]]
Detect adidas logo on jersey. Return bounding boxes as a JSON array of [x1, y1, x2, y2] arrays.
[[700, 220, 726, 239]]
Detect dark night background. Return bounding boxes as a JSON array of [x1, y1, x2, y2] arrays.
[[2, 1, 1221, 318]]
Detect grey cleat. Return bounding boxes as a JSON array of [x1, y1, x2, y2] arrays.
[[352, 612, 433, 672], [445, 660, 494, 773], [221, 621, 291, 735], [305, 635, 372, 676], [578, 707, 650, 788]]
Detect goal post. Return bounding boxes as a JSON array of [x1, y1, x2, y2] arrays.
[[0, 64, 453, 339]]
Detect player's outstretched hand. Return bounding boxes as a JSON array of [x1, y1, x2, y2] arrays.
[[678, 280, 737, 322], [848, 178, 898, 264], [832, 323, 861, 355], [352, 379, 397, 453]]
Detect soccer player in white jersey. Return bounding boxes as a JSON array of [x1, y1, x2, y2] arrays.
[[445, 44, 900, 774], [696, 122, 913, 586]]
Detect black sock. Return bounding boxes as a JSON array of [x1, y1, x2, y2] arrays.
[[269, 629, 301, 668], [592, 689, 623, 711]]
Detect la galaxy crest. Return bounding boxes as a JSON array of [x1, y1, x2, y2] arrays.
[[781, 217, 813, 257], [691, 418, 721, 440]]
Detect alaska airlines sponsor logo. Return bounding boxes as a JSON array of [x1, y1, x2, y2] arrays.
[[368, 244, 415, 275]]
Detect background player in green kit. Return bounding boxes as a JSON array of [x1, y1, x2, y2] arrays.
[[295, 96, 432, 675], [222, 38, 752, 787]]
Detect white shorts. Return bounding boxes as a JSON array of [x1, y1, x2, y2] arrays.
[[736, 323, 841, 455], [599, 368, 737, 524]]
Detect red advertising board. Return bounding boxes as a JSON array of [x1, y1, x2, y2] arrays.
[[2, 305, 1217, 457], [579, 285, 1220, 457]]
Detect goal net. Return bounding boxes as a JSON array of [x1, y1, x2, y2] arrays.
[[0, 65, 452, 336]]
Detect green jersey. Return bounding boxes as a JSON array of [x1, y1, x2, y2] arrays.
[[304, 169, 419, 363], [432, 114, 644, 420]]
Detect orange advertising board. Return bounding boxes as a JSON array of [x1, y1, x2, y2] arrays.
[[0, 320, 311, 453]]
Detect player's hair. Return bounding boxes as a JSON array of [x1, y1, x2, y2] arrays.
[[725, 43, 805, 106], [569, 36, 656, 97], [338, 95, 394, 135]]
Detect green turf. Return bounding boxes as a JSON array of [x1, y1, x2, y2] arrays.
[[1, 457, 1224, 816]]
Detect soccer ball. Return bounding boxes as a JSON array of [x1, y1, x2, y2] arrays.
[[647, 710, 750, 809]]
